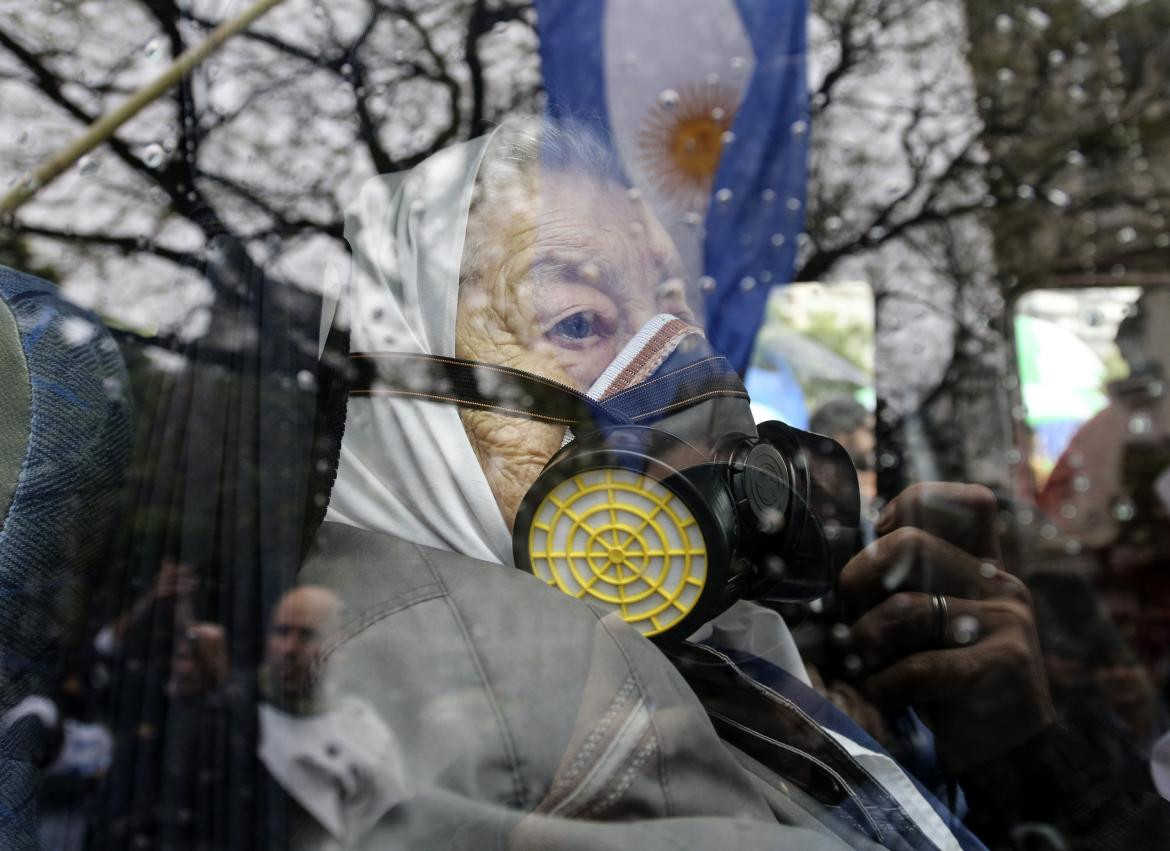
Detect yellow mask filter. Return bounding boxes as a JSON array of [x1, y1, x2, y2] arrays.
[[523, 466, 715, 637]]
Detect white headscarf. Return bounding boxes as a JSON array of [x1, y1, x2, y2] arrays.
[[325, 135, 514, 564]]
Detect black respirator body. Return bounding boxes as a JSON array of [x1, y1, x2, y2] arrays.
[[511, 330, 861, 639], [353, 322, 861, 641]]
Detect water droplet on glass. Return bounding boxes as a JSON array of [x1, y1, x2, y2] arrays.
[[1016, 184, 1034, 200], [761, 189, 777, 203], [1025, 8, 1051, 30], [657, 89, 680, 110], [1117, 226, 1137, 244], [144, 37, 163, 59], [1112, 498, 1135, 522], [720, 130, 736, 145], [296, 369, 317, 391], [143, 144, 165, 168], [78, 155, 99, 176], [1073, 475, 1090, 493], [953, 615, 981, 645], [714, 187, 733, 204], [758, 507, 784, 533], [710, 106, 726, 121], [626, 187, 641, 201], [1049, 49, 1066, 66], [729, 55, 748, 72], [705, 72, 720, 86], [1128, 413, 1152, 434], [1046, 189, 1070, 207], [995, 14, 1014, 33], [997, 67, 1015, 85], [1017, 508, 1034, 526], [61, 317, 97, 346], [739, 276, 756, 292], [683, 211, 703, 227], [786, 197, 802, 212], [1040, 523, 1058, 540], [790, 119, 808, 136], [698, 276, 717, 293], [830, 623, 850, 644], [770, 233, 786, 247]]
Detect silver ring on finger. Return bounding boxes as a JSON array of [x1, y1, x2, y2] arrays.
[[930, 593, 950, 645]]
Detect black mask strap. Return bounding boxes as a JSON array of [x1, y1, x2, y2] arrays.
[[349, 351, 632, 430]]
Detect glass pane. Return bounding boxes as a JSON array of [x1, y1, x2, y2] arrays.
[[2, 1, 1168, 848]]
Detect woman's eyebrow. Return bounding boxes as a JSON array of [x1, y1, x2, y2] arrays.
[[528, 253, 612, 286]]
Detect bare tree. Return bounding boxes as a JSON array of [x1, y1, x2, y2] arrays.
[[2, 0, 1167, 491], [1, 0, 538, 344]]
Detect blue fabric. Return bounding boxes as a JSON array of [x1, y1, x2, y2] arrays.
[[537, 0, 612, 142], [725, 648, 988, 851], [705, 0, 810, 373], [0, 266, 133, 848], [535, 0, 811, 374]]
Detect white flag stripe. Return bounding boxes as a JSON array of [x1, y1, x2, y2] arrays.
[[603, 0, 755, 279]]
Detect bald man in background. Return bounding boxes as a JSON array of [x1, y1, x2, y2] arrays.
[[258, 586, 406, 844], [260, 586, 341, 715]]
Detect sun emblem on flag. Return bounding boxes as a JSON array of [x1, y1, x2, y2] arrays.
[[637, 83, 739, 211]]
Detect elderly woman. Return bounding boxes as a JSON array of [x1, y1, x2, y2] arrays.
[[298, 121, 1165, 849]]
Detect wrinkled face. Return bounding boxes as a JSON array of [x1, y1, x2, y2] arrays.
[[455, 171, 694, 530]]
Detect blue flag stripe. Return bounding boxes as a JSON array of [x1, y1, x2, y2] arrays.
[[705, 0, 809, 372]]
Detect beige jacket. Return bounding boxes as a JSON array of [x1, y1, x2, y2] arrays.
[[295, 520, 900, 850]]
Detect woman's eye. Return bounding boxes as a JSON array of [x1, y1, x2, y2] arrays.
[[550, 312, 598, 342]]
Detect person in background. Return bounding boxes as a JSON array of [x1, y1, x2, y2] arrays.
[[92, 558, 237, 850], [810, 397, 877, 511], [258, 586, 340, 715], [257, 586, 404, 845]]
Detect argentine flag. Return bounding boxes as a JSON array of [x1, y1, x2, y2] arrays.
[[536, 0, 810, 374]]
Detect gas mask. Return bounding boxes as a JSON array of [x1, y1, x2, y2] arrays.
[[352, 315, 861, 640]]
